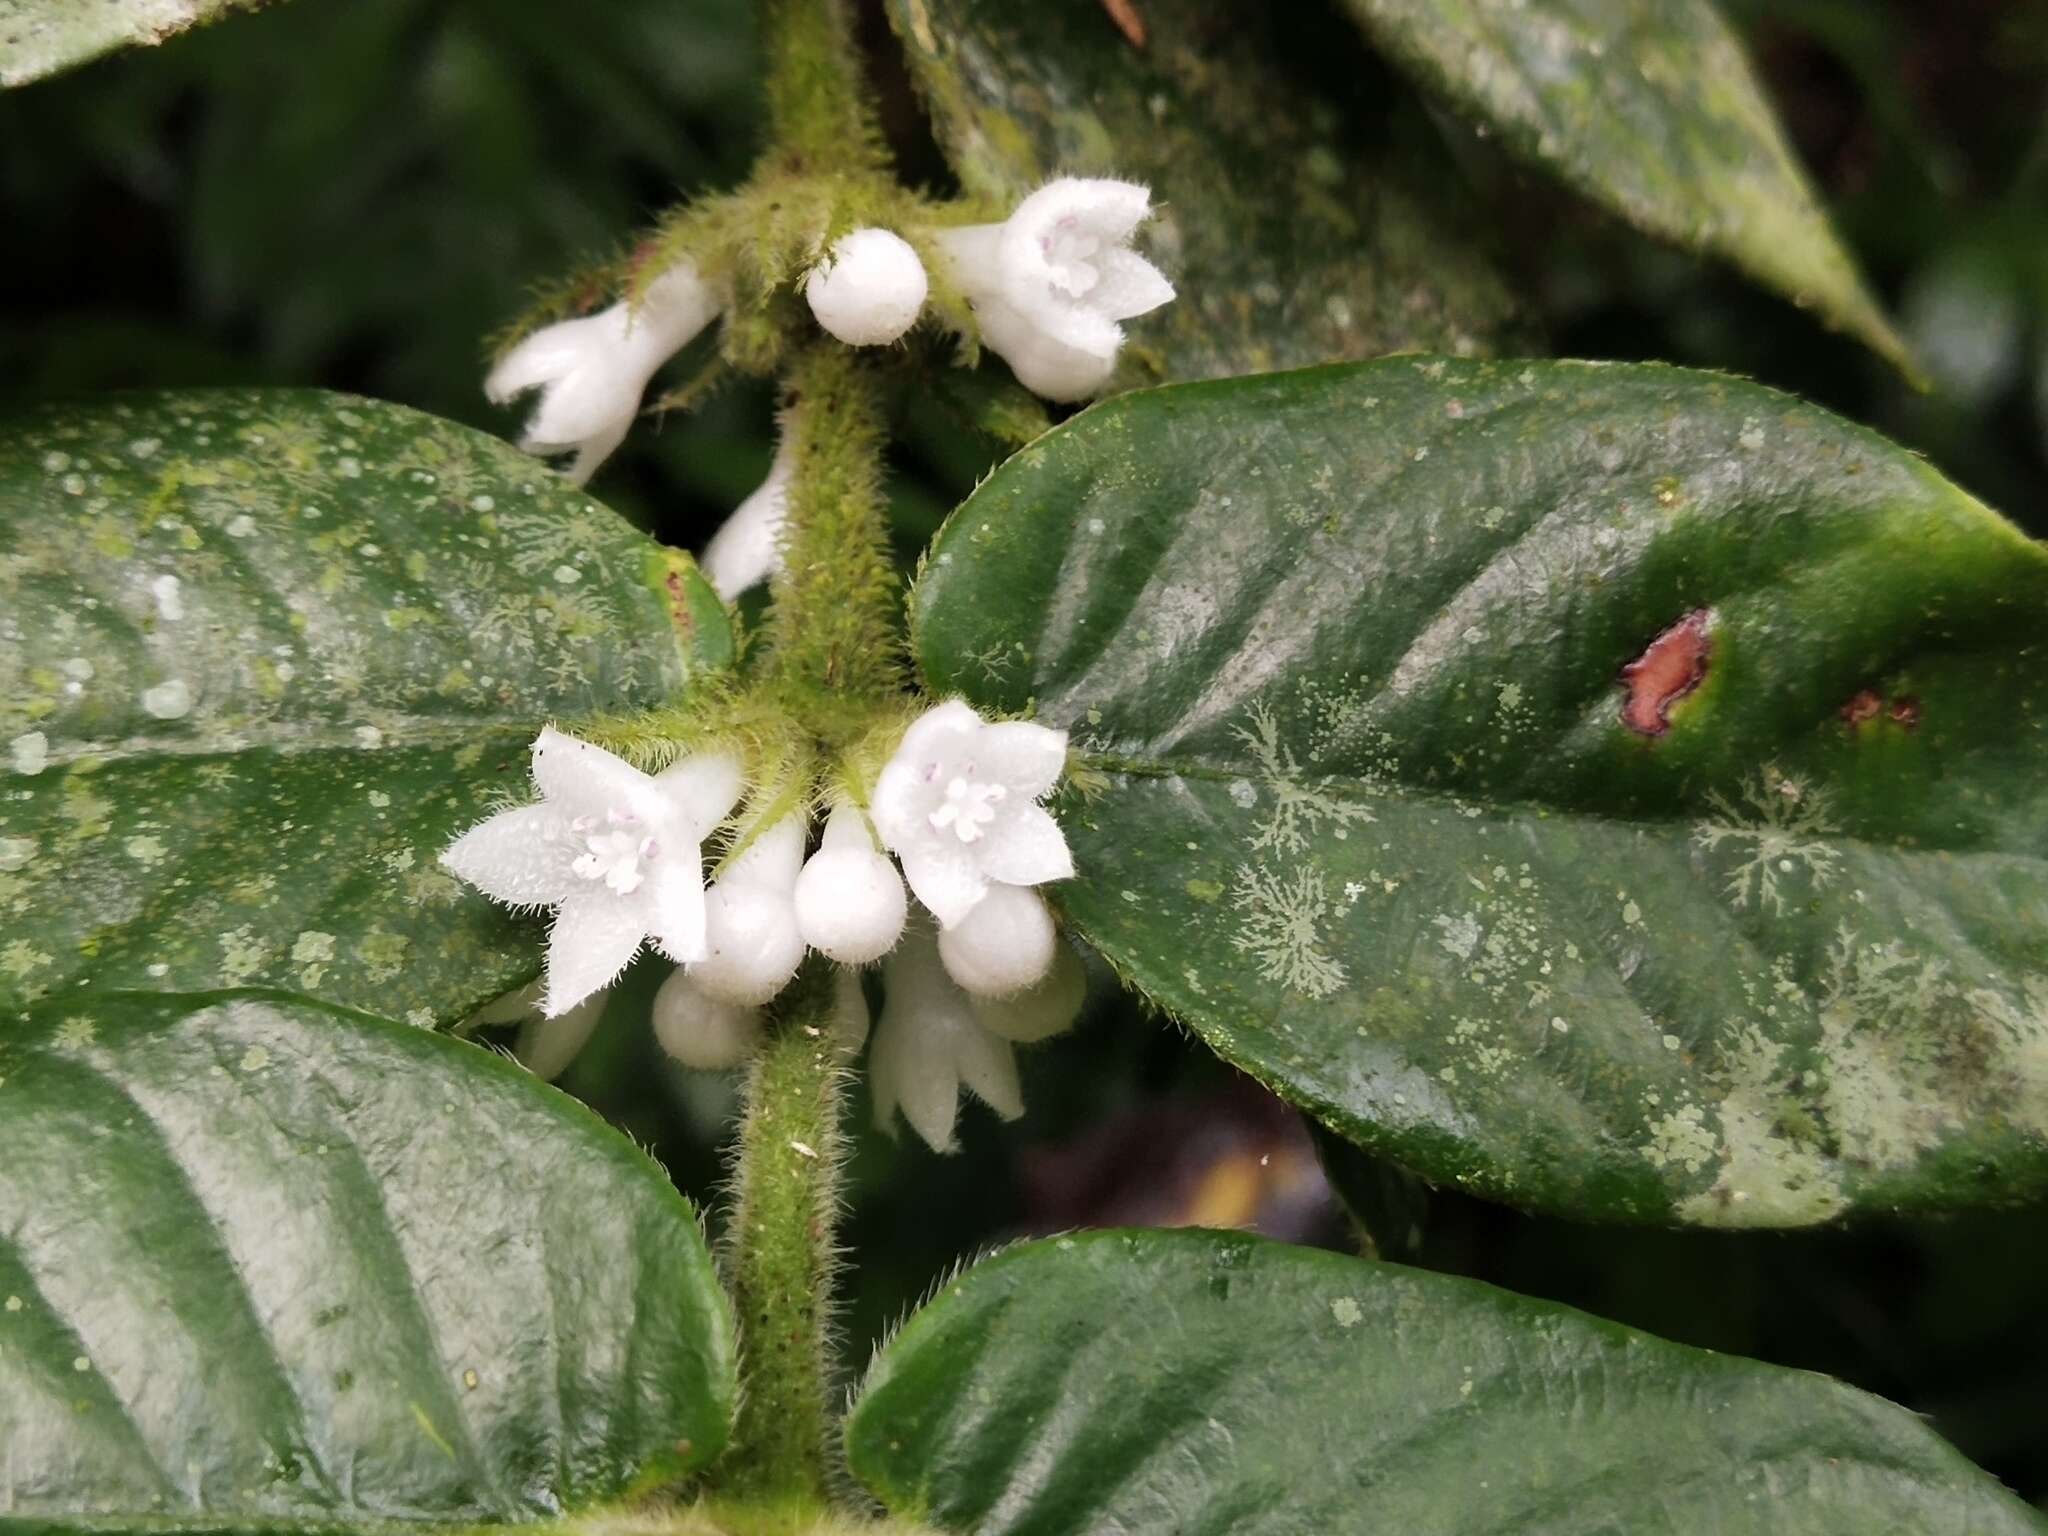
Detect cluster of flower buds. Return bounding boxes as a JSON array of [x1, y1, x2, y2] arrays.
[[484, 179, 1175, 499], [442, 701, 1086, 1149]]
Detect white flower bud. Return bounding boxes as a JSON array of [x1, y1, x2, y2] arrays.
[[971, 938, 1086, 1043], [688, 813, 806, 1005], [805, 227, 929, 346], [937, 882, 1056, 998], [795, 807, 907, 964], [653, 968, 762, 1071]]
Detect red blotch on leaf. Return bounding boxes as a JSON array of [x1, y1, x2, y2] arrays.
[[1889, 695, 1921, 729], [1840, 689, 1883, 726], [1619, 609, 1712, 737]]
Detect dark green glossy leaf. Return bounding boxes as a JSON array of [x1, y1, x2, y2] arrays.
[[0, 0, 267, 87], [1333, 0, 1911, 375], [887, 0, 1529, 385], [0, 991, 735, 1530], [848, 1229, 2044, 1535], [915, 358, 2048, 1227], [0, 390, 731, 1025]]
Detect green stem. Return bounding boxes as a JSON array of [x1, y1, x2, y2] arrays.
[[758, 0, 890, 178], [717, 964, 853, 1505], [764, 344, 903, 701]]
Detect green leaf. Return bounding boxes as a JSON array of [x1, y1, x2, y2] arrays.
[[0, 0, 269, 88], [848, 1228, 2045, 1535], [887, 0, 1529, 385], [914, 358, 2048, 1228], [0, 990, 735, 1530], [1331, 0, 1913, 377], [0, 389, 732, 1025]]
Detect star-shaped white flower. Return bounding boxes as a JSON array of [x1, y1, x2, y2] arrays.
[[868, 925, 1087, 1152], [485, 261, 719, 484], [869, 700, 1073, 928], [441, 729, 741, 1017], [935, 177, 1175, 401]]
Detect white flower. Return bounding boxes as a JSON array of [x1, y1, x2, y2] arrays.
[[805, 228, 929, 346], [794, 805, 907, 964], [690, 812, 807, 1006], [935, 177, 1174, 402], [868, 925, 1087, 1152], [701, 432, 795, 601], [485, 261, 719, 484], [870, 700, 1073, 928], [441, 729, 741, 1017], [467, 978, 610, 1081], [652, 967, 763, 1070]]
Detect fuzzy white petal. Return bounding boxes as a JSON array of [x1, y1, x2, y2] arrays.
[[543, 894, 644, 1016], [654, 751, 745, 840], [530, 728, 667, 823], [441, 805, 581, 907], [978, 720, 1068, 798], [724, 813, 806, 892], [974, 803, 1074, 888], [898, 844, 989, 929], [794, 843, 907, 964], [1091, 247, 1176, 321], [870, 1000, 961, 1153], [689, 880, 804, 1006], [646, 853, 710, 965], [973, 296, 1119, 401]]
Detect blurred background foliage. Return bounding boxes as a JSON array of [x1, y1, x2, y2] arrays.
[[3, 0, 2045, 1507]]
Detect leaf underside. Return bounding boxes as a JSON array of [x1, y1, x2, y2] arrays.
[[848, 1229, 2047, 1536], [887, 0, 1531, 386], [0, 0, 265, 89], [0, 992, 736, 1533], [915, 357, 2048, 1228], [1332, 0, 1912, 374], [0, 390, 731, 1027]]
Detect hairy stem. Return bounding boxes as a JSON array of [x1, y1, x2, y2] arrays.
[[717, 965, 854, 1503], [759, 0, 889, 178], [764, 344, 903, 700]]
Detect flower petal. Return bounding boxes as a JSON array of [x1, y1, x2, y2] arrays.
[[484, 314, 606, 403], [973, 940, 1087, 1043], [655, 751, 744, 840], [562, 419, 631, 487], [531, 728, 665, 821], [442, 805, 580, 907], [975, 296, 1118, 402], [975, 803, 1074, 887], [900, 843, 990, 928], [871, 998, 962, 1153], [1091, 247, 1175, 322], [645, 850, 709, 964], [899, 698, 984, 764], [542, 893, 645, 1017], [978, 720, 1068, 798], [950, 1020, 1024, 1121]]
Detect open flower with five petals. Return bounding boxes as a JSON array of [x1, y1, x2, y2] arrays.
[[935, 177, 1175, 402], [870, 700, 1073, 928], [441, 729, 741, 1017]]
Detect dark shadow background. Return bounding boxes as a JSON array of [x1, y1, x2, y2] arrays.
[[4, 0, 2044, 1507]]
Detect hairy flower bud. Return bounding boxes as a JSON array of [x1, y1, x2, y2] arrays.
[[652, 968, 762, 1070], [805, 228, 929, 346], [936, 881, 1056, 997], [794, 806, 908, 964]]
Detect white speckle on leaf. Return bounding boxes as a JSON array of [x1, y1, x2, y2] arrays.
[[142, 679, 193, 719], [1330, 1297, 1362, 1328], [9, 732, 49, 776]]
